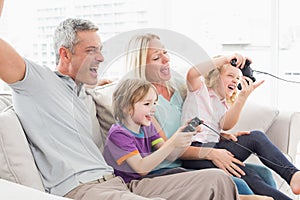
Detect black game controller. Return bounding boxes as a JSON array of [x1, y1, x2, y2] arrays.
[[230, 59, 256, 90], [182, 117, 203, 132]]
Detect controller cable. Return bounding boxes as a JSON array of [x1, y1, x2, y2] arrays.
[[254, 70, 300, 84], [196, 119, 295, 170]]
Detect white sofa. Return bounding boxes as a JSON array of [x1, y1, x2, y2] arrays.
[[1, 83, 300, 199]]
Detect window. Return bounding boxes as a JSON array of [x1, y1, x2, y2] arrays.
[[1, 0, 299, 111]]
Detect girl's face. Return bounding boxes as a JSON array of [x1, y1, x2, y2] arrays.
[[131, 87, 157, 127], [145, 38, 170, 83], [219, 65, 241, 99]]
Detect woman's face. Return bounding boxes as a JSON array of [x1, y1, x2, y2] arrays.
[[145, 38, 170, 83], [219, 65, 241, 99]]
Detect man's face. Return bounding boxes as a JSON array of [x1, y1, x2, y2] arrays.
[[69, 31, 104, 85]]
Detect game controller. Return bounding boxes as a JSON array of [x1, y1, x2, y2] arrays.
[[230, 59, 256, 90], [182, 117, 203, 132]]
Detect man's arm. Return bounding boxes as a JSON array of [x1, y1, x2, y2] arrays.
[[0, 0, 3, 17], [0, 0, 26, 84]]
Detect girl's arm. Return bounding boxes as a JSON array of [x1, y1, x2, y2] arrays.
[[126, 127, 194, 176], [220, 77, 264, 130], [187, 55, 241, 92]]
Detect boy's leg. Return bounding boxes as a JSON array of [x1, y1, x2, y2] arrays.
[[128, 169, 239, 200]]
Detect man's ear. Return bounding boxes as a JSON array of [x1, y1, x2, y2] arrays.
[[59, 47, 72, 63]]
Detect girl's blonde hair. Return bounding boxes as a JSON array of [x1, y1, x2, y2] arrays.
[[204, 56, 237, 105], [112, 78, 158, 124]]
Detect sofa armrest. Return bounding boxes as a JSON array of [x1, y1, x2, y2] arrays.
[[267, 111, 300, 163]]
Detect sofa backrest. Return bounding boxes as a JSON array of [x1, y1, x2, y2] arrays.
[[0, 89, 116, 191]]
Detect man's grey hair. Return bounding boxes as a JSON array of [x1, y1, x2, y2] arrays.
[[53, 18, 99, 65]]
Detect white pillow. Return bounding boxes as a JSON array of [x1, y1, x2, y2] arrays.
[[229, 101, 279, 133], [0, 107, 44, 191]]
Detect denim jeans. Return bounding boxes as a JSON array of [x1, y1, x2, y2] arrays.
[[233, 163, 277, 195], [182, 130, 298, 200]]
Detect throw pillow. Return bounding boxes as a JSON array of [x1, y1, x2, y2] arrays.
[[0, 107, 44, 191], [229, 101, 279, 133]]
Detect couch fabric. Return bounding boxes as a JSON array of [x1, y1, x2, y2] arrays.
[[1, 85, 300, 198]]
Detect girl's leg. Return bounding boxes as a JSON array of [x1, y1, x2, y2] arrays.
[[219, 131, 299, 193], [241, 165, 292, 200]]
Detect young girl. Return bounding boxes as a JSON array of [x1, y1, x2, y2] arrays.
[[102, 78, 245, 200], [181, 58, 300, 199]]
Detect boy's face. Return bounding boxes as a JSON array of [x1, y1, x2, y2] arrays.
[[131, 87, 157, 127]]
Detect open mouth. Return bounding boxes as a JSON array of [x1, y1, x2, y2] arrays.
[[89, 67, 98, 77], [160, 66, 170, 76], [228, 84, 236, 91], [145, 112, 154, 121]]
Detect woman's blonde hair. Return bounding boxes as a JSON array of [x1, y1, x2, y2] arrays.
[[205, 56, 237, 105], [126, 33, 160, 80], [125, 33, 186, 99], [112, 78, 158, 124]]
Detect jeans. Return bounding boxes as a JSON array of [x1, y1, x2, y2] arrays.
[[182, 130, 298, 200], [233, 163, 277, 195]]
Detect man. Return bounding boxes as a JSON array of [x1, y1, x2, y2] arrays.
[[0, 1, 240, 199]]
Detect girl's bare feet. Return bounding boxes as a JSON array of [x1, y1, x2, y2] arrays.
[[290, 171, 300, 194], [239, 195, 273, 200]]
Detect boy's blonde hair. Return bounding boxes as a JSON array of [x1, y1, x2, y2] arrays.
[[112, 78, 158, 124]]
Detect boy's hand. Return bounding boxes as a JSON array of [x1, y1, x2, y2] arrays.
[[169, 126, 194, 148]]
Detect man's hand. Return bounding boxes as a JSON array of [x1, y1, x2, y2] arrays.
[[206, 148, 245, 177]]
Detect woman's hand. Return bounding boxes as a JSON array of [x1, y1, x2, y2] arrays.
[[206, 148, 245, 177]]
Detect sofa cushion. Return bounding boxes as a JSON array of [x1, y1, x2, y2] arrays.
[[86, 84, 116, 151], [0, 107, 44, 191], [0, 92, 12, 111], [229, 101, 279, 133]]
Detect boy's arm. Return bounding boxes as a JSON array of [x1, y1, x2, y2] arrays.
[[126, 128, 194, 176], [0, 0, 26, 84]]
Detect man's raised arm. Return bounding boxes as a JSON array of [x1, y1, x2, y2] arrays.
[[0, 0, 26, 84]]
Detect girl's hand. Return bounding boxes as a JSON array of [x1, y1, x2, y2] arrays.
[[239, 76, 265, 99], [225, 53, 250, 69], [220, 131, 251, 142], [220, 132, 238, 142], [233, 131, 251, 137]]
